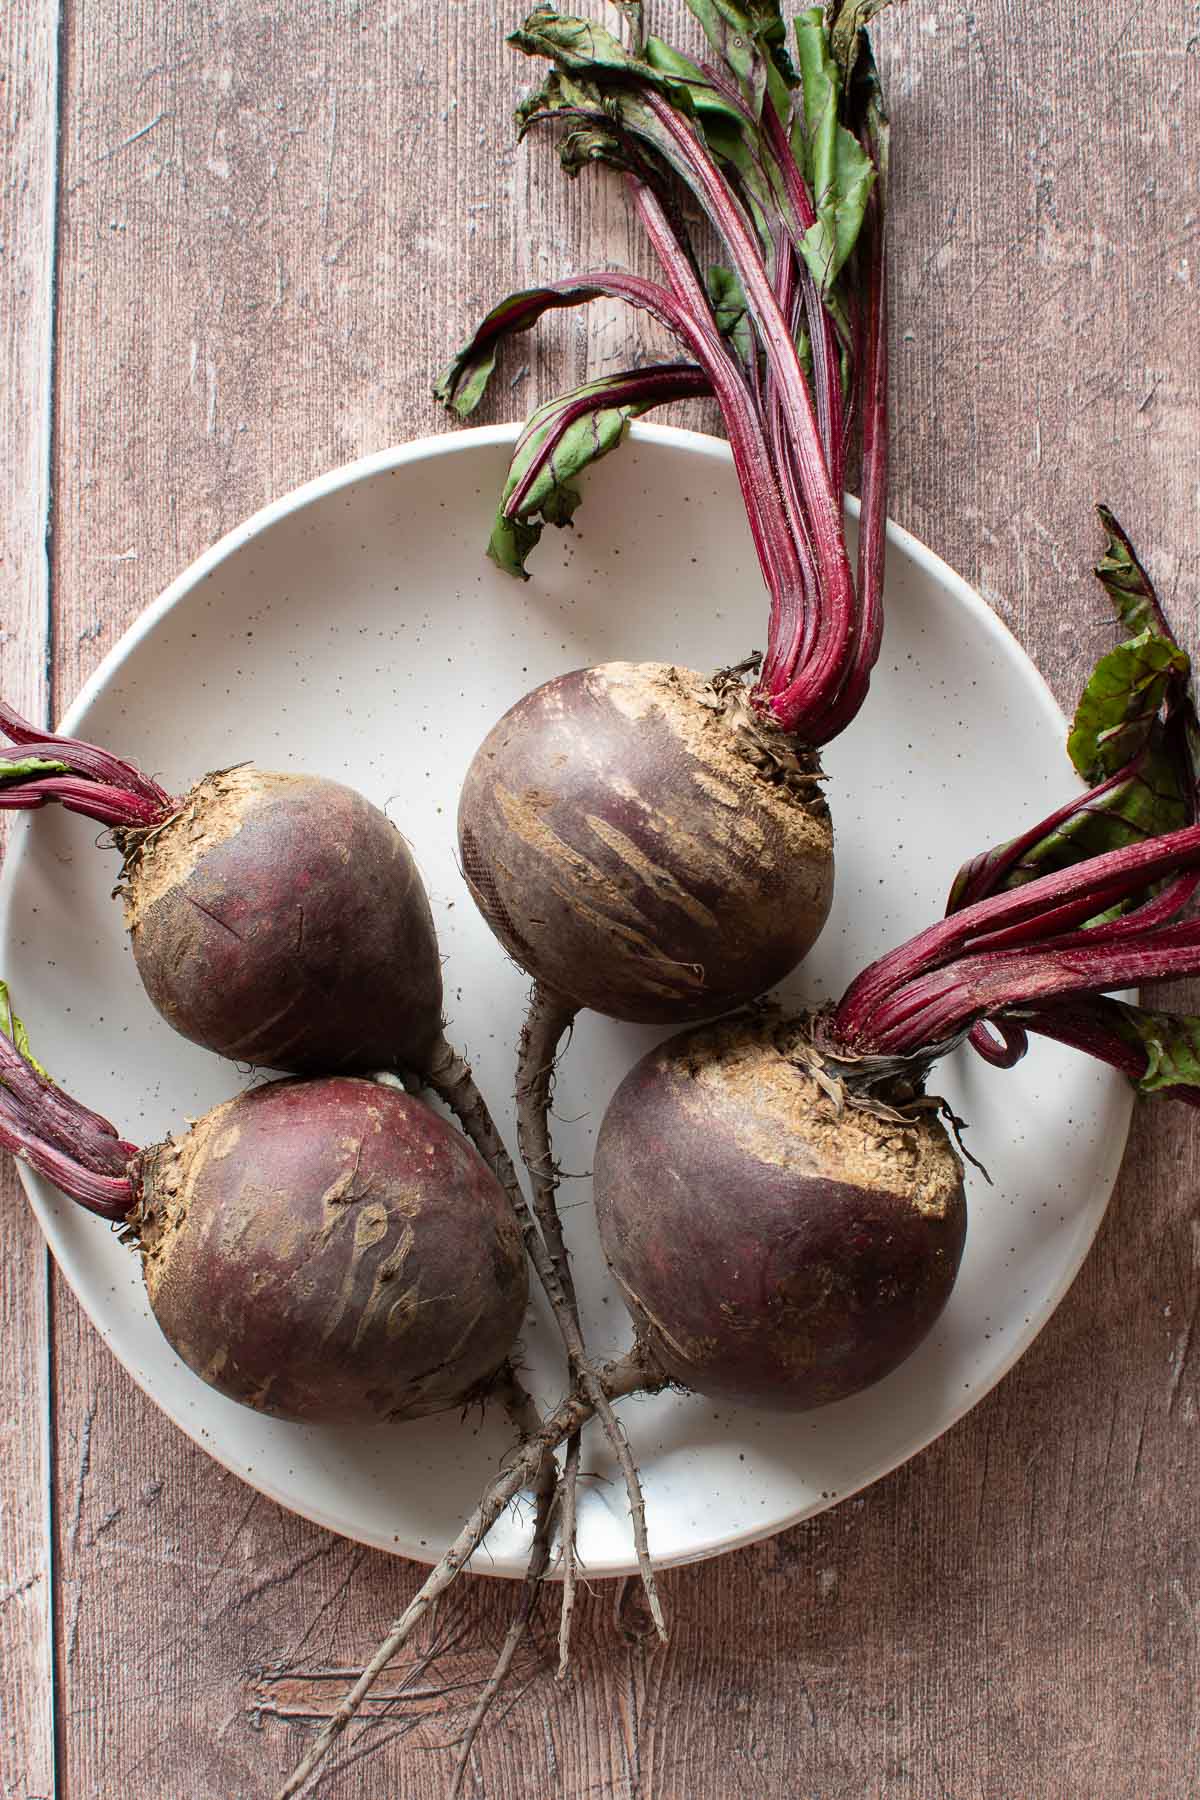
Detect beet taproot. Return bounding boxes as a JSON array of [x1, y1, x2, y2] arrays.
[[0, 1025, 528, 1425], [459, 662, 832, 1023], [0, 708, 443, 1075], [131, 1076, 527, 1424], [594, 1016, 966, 1410]]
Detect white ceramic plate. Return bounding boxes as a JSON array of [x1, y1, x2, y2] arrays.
[[0, 424, 1132, 1576]]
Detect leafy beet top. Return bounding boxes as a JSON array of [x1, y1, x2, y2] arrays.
[[439, 0, 892, 750]]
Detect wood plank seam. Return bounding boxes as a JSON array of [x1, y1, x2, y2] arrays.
[[36, 3, 64, 1796]]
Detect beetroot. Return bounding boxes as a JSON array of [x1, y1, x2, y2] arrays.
[[594, 821, 1200, 1411], [595, 1015, 965, 1408], [460, 663, 831, 1022], [0, 1023, 528, 1424], [134, 1077, 527, 1423], [444, 3, 891, 1024], [0, 708, 443, 1075]]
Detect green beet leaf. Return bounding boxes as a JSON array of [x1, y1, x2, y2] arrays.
[[706, 264, 754, 367], [791, 9, 877, 298], [1067, 630, 1189, 784], [0, 755, 69, 786], [1092, 504, 1171, 641], [948, 511, 1200, 913], [0, 981, 51, 1083], [486, 368, 707, 577], [1098, 996, 1200, 1097]]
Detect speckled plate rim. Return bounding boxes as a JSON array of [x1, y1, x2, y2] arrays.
[[0, 421, 1133, 1574]]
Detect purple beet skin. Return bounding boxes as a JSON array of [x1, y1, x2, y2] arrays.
[[123, 768, 443, 1074], [459, 662, 833, 1023], [594, 1017, 966, 1411], [133, 1076, 528, 1424]]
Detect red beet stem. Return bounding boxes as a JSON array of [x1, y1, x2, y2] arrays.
[[0, 776, 165, 828], [865, 914, 1200, 1054], [947, 762, 1164, 912], [0, 1032, 138, 1216], [626, 182, 810, 629], [798, 144, 888, 744], [0, 700, 176, 829], [757, 95, 845, 492], [0, 1032, 128, 1149], [639, 93, 861, 742], [966, 1019, 1029, 1069], [1019, 997, 1200, 1109], [0, 1107, 135, 1218], [504, 359, 711, 522], [831, 821, 1200, 1057], [448, 14, 891, 754]]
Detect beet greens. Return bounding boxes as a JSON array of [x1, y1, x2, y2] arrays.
[[440, 0, 891, 745], [945, 510, 1200, 1076]]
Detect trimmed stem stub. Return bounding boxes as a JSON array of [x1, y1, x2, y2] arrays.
[[0, 700, 177, 830], [0, 1027, 138, 1219]]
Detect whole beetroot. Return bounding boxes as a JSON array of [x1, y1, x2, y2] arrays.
[[123, 767, 442, 1074], [594, 1015, 966, 1410], [459, 663, 832, 1024], [0, 1030, 528, 1425], [133, 1076, 528, 1423], [0, 707, 442, 1076], [445, 7, 892, 1030]]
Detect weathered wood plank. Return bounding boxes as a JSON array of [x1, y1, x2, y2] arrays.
[[0, 2, 59, 1796], [23, 1, 1200, 1797]]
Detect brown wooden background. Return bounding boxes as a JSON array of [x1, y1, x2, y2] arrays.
[[2, 3, 1198, 1796]]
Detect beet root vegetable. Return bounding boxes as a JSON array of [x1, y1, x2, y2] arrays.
[[444, 3, 892, 1026], [594, 1015, 965, 1409], [595, 820, 1200, 1412], [460, 663, 832, 1023], [0, 707, 443, 1075], [124, 766, 443, 1073], [132, 1076, 529, 1424], [0, 1020, 528, 1424]]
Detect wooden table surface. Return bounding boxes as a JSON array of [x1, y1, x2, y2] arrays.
[[2, 4, 1197, 1796]]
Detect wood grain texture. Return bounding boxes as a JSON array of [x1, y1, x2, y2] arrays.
[[1, 2, 1197, 1796], [0, 3, 58, 1796]]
